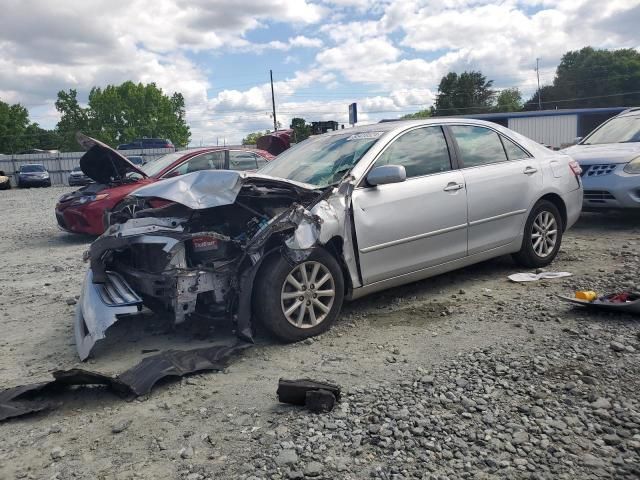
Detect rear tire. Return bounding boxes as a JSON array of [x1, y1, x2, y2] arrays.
[[513, 200, 563, 268], [253, 249, 344, 342]]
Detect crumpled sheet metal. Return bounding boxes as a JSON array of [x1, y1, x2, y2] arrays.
[[0, 342, 251, 422], [133, 170, 245, 210], [132, 170, 318, 210]]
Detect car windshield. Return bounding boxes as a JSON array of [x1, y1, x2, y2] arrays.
[[258, 131, 385, 187], [140, 152, 186, 177], [582, 114, 640, 144], [21, 165, 45, 172]]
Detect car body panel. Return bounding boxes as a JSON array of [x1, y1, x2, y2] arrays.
[[352, 171, 468, 284], [462, 158, 542, 255], [562, 110, 640, 209], [56, 136, 274, 235], [17, 164, 51, 187], [74, 119, 583, 359]]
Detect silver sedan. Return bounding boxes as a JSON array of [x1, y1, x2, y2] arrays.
[[75, 119, 583, 359]]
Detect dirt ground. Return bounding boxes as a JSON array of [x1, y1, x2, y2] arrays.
[[0, 186, 638, 480]]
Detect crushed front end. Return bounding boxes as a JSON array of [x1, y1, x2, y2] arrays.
[[75, 171, 332, 360]]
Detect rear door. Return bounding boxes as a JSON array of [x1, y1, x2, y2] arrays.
[[352, 125, 468, 285], [448, 124, 542, 255]]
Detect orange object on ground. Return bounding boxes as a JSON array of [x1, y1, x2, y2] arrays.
[[575, 291, 597, 302]]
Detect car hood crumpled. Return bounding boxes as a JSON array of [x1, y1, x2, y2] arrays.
[[131, 169, 320, 210], [77, 132, 148, 184], [563, 142, 640, 165]]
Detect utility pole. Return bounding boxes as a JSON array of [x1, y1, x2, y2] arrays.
[[536, 58, 542, 111], [270, 69, 277, 131]]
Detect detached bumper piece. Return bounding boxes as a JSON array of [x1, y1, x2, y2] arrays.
[[75, 269, 143, 360], [0, 342, 251, 422]]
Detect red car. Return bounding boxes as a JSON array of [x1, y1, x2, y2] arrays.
[[55, 135, 274, 235]]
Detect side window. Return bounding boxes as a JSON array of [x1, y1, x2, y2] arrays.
[[169, 151, 224, 176], [374, 126, 451, 178], [451, 125, 508, 167], [501, 136, 530, 160], [256, 156, 268, 168], [229, 151, 259, 171]]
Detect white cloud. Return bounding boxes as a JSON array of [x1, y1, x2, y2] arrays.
[[1, 0, 639, 145]]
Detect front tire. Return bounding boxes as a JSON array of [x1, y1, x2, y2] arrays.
[[253, 249, 344, 342], [513, 200, 563, 268]]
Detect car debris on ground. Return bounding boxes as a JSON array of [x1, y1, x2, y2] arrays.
[[559, 290, 640, 314], [277, 378, 341, 413], [0, 343, 250, 422], [508, 271, 572, 282]]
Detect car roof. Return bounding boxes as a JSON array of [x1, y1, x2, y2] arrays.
[[322, 117, 514, 136], [617, 108, 640, 118], [21, 163, 45, 167]]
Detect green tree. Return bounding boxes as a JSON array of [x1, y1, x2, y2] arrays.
[[494, 88, 523, 112], [55, 81, 191, 148], [0, 100, 58, 153], [524, 47, 640, 110], [0, 100, 29, 153], [401, 108, 434, 119], [242, 130, 268, 145], [290, 117, 311, 142], [434, 71, 495, 116], [55, 89, 89, 150]]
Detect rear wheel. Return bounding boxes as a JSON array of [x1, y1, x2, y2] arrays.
[[513, 200, 563, 268], [253, 249, 344, 342]]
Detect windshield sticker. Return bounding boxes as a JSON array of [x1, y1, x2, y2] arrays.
[[346, 132, 385, 141]]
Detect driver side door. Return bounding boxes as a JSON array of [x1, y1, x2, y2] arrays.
[[352, 126, 468, 285]]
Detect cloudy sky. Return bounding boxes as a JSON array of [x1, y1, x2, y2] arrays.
[[1, 0, 639, 144]]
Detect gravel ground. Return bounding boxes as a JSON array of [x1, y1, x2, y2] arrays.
[[0, 186, 638, 480]]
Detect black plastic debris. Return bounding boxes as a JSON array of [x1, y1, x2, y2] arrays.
[[0, 342, 251, 422], [558, 291, 640, 315], [277, 378, 341, 413], [305, 389, 337, 413]]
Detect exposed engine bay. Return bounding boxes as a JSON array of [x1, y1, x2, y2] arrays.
[[76, 170, 359, 360]]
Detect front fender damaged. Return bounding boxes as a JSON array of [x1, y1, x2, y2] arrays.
[[75, 172, 357, 360]]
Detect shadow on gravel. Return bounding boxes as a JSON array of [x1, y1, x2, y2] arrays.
[[573, 211, 640, 232]]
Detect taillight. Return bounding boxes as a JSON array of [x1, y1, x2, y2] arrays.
[[569, 160, 582, 176]]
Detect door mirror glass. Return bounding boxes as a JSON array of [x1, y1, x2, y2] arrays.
[[367, 165, 406, 186]]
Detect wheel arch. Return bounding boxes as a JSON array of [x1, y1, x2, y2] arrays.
[[538, 193, 567, 231]]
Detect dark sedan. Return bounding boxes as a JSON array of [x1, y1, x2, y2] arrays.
[[68, 166, 92, 186], [17, 164, 51, 188]]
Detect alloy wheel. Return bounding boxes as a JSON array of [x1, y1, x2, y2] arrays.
[[531, 211, 558, 258], [280, 261, 336, 328]]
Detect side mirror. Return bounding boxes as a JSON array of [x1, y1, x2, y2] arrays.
[[366, 165, 407, 186], [573, 136, 583, 145]]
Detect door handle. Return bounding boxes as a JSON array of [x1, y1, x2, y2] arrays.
[[523, 166, 538, 175], [443, 182, 464, 192]]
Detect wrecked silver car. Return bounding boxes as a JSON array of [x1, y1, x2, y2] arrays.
[[76, 119, 583, 359]]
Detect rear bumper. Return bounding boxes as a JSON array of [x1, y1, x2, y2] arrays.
[[581, 168, 640, 209], [562, 186, 583, 230], [75, 269, 143, 360]]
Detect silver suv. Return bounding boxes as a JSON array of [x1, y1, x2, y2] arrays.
[[563, 108, 640, 209]]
